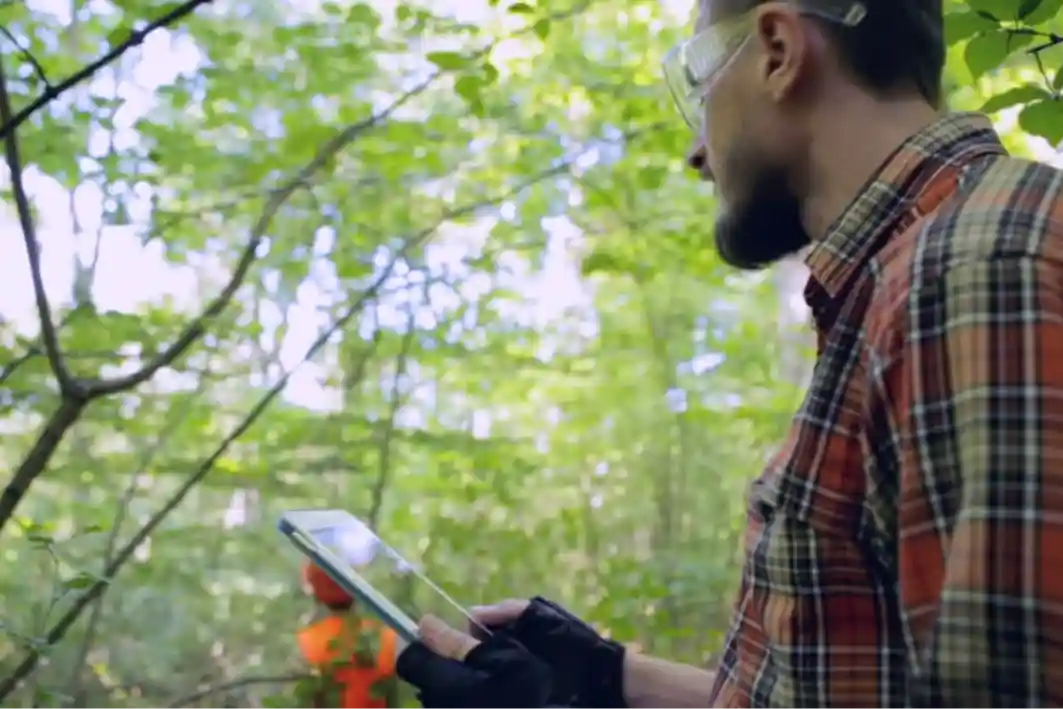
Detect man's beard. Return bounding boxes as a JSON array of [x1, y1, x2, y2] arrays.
[[714, 162, 810, 270]]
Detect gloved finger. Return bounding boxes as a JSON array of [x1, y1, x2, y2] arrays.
[[462, 633, 539, 672], [396, 640, 482, 691], [462, 635, 557, 707], [419, 614, 480, 660]]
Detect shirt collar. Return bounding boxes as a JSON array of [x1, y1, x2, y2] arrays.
[[803, 111, 1005, 301]]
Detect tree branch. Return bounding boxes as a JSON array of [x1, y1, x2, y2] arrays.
[[0, 240, 409, 701], [0, 27, 51, 89], [0, 136, 623, 701], [0, 3, 451, 539], [0, 397, 87, 535], [0, 53, 78, 396], [0, 0, 214, 140], [63, 384, 210, 704], [367, 305, 418, 530], [85, 68, 442, 397], [0, 347, 39, 387], [165, 672, 310, 708], [0, 312, 83, 386]]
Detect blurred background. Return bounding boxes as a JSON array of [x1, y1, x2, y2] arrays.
[[0, 0, 1061, 705]]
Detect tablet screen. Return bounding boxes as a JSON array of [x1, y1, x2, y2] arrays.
[[305, 513, 487, 639]]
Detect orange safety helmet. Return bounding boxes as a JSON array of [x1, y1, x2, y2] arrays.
[[303, 561, 355, 608]]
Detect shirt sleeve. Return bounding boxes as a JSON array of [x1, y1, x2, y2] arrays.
[[881, 255, 1063, 705]]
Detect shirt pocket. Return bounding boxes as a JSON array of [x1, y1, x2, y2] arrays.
[[776, 421, 869, 533], [746, 446, 884, 657]]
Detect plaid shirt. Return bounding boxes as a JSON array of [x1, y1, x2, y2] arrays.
[[708, 112, 1063, 707]]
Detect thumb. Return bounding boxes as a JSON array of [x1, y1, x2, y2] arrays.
[[419, 615, 480, 661], [470, 599, 530, 629]]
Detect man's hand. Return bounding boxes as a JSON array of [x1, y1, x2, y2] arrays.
[[396, 615, 555, 708], [471, 599, 716, 708], [469, 598, 530, 637], [468, 597, 627, 708]]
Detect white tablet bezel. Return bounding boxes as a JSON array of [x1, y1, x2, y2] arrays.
[[279, 508, 420, 642]]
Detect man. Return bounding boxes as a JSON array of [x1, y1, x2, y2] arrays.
[[298, 562, 399, 708], [396, 0, 1063, 705]]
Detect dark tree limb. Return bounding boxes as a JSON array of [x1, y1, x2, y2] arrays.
[[0, 27, 51, 89], [165, 672, 311, 707], [0, 0, 215, 140], [0, 45, 445, 538], [0, 346, 41, 386], [0, 2, 216, 542], [0, 249, 399, 701], [0, 311, 81, 386], [367, 303, 418, 530], [0, 53, 77, 396], [0, 397, 86, 536], [0, 156, 591, 700], [84, 68, 441, 397]]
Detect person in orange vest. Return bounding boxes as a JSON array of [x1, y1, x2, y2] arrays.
[[297, 562, 399, 708]]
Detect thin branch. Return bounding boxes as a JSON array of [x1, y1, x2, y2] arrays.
[[166, 672, 310, 707], [367, 305, 418, 530], [0, 0, 214, 140], [0, 27, 51, 89], [0, 348, 38, 386], [0, 239, 415, 702], [63, 383, 210, 704], [0, 53, 78, 396], [0, 0, 602, 396], [0, 158, 583, 700], [1008, 27, 1063, 55], [0, 43, 455, 543], [85, 68, 443, 397]]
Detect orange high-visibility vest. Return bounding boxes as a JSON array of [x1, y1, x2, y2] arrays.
[[297, 616, 398, 708]]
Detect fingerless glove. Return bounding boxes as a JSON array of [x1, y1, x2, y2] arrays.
[[505, 597, 627, 708]]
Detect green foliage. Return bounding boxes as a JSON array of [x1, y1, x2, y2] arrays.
[[949, 0, 1063, 145], [0, 0, 1058, 706]]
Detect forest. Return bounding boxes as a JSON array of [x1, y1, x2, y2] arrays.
[[0, 0, 1061, 705]]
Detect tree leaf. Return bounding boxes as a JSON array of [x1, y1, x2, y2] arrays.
[[980, 84, 1051, 113], [454, 75, 485, 104], [1018, 98, 1063, 145], [636, 165, 667, 190], [1022, 0, 1063, 24], [943, 11, 998, 45], [1018, 0, 1044, 18], [347, 3, 381, 27], [426, 51, 469, 70], [508, 2, 535, 13], [967, 0, 1020, 19], [581, 249, 622, 276], [61, 574, 97, 591], [964, 31, 1032, 80], [533, 19, 551, 40]]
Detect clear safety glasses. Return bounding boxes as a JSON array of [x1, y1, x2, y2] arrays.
[[662, 0, 869, 130]]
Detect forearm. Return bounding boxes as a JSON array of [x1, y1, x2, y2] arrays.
[[622, 652, 714, 708]]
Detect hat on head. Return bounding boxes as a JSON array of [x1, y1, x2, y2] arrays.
[[302, 561, 354, 608]]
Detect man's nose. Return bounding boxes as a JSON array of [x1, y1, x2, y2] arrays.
[[686, 139, 713, 182]]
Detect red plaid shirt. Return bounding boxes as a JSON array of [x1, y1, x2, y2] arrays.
[[708, 112, 1063, 707]]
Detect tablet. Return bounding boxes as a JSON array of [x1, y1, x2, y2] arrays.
[[279, 508, 488, 644]]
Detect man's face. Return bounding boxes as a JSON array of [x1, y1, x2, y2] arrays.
[[687, 0, 813, 270]]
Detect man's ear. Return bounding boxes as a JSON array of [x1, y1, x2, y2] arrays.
[[752, 4, 808, 102]]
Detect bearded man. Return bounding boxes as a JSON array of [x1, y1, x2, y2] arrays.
[[394, 0, 1063, 706]]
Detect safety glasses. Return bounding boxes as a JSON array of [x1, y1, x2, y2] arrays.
[[662, 0, 868, 130]]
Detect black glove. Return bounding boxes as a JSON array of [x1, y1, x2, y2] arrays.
[[397, 632, 559, 708], [484, 597, 626, 708]]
